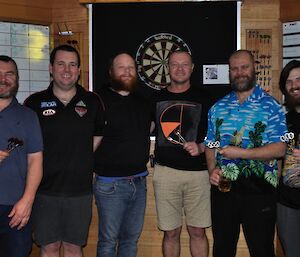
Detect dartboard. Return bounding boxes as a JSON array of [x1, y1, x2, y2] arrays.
[[136, 33, 191, 90]]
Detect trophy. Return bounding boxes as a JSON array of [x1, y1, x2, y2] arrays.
[[6, 137, 24, 153]]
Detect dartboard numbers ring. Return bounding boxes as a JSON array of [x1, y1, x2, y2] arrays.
[[136, 33, 191, 90]]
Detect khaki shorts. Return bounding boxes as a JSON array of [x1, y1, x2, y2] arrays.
[[153, 164, 211, 231]]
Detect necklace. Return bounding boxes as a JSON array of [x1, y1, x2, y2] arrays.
[[58, 97, 70, 105]]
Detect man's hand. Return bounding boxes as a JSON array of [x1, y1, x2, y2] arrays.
[[183, 142, 205, 156], [293, 148, 300, 162], [8, 197, 33, 230], [0, 150, 9, 163], [209, 167, 222, 186]]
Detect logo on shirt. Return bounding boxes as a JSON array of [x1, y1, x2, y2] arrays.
[[43, 109, 56, 116], [75, 100, 87, 117], [41, 101, 57, 108], [156, 100, 202, 147]]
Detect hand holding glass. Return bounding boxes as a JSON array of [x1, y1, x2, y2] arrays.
[[208, 140, 231, 192]]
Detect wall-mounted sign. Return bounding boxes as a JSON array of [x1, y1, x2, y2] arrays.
[[283, 21, 300, 67]]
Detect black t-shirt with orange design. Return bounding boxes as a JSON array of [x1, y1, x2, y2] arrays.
[[154, 86, 211, 171]]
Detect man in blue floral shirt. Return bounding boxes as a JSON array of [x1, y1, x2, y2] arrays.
[[205, 49, 287, 257]]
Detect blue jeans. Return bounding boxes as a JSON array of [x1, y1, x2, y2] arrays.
[[0, 205, 32, 257], [93, 176, 147, 257]]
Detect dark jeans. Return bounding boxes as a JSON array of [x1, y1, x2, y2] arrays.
[[211, 187, 276, 257], [94, 176, 147, 257], [0, 205, 32, 257]]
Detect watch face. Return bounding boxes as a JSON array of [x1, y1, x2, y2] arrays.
[[136, 33, 191, 90]]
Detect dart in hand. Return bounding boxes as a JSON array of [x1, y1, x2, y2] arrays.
[[6, 137, 24, 153]]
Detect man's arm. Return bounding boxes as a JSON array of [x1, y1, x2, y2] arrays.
[[205, 147, 222, 186], [93, 136, 103, 152], [150, 121, 155, 134], [219, 142, 286, 161], [277, 159, 283, 177], [9, 151, 43, 230]]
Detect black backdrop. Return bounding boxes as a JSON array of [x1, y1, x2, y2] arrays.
[[92, 1, 237, 102]]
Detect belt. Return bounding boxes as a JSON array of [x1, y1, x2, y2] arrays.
[[96, 175, 146, 183]]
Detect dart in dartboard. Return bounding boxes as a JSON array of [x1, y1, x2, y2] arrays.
[[6, 137, 24, 153]]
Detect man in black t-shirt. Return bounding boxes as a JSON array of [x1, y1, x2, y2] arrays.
[[278, 60, 300, 257], [93, 52, 152, 257], [153, 50, 211, 257], [25, 45, 104, 257]]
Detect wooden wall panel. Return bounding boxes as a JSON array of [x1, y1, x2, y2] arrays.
[[280, 0, 300, 22], [0, 0, 51, 24], [241, 0, 282, 102], [52, 1, 89, 88]]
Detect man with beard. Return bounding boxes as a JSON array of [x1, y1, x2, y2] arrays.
[[0, 55, 43, 257], [93, 52, 152, 257], [205, 49, 287, 257], [24, 45, 104, 257], [277, 60, 300, 257], [153, 50, 211, 257]]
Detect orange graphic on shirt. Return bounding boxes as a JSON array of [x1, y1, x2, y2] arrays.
[[161, 122, 180, 138], [159, 103, 195, 145]]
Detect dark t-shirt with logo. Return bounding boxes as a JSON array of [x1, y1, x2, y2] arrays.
[[24, 83, 104, 196], [154, 86, 211, 171]]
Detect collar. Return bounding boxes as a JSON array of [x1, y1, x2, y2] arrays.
[[228, 85, 265, 104], [0, 97, 18, 113], [46, 82, 87, 101]]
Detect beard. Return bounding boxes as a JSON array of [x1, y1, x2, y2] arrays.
[[285, 91, 300, 109], [110, 72, 138, 93], [230, 70, 256, 92], [0, 81, 18, 99]]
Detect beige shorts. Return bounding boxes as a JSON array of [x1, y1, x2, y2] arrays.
[[153, 164, 211, 231]]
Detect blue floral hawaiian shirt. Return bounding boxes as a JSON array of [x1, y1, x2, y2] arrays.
[[205, 85, 287, 187]]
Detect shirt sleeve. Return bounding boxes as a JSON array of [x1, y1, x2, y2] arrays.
[[93, 93, 106, 136], [204, 107, 216, 145], [266, 100, 287, 143], [25, 110, 43, 153]]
